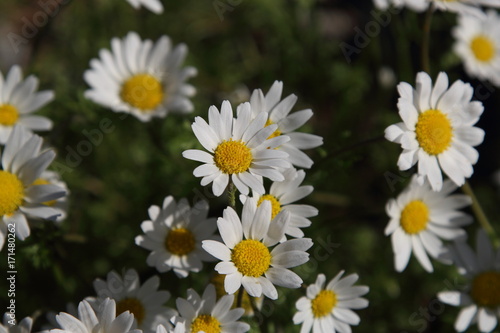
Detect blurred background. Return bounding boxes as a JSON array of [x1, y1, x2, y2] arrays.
[[0, 0, 499, 332]]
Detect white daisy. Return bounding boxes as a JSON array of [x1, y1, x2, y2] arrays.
[[384, 71, 485, 191], [0, 126, 66, 250], [293, 271, 369, 333], [453, 10, 500, 86], [49, 298, 140, 333], [84, 32, 196, 122], [247, 81, 323, 169], [125, 0, 164, 14], [432, 0, 500, 16], [385, 175, 472, 272], [135, 196, 218, 278], [202, 198, 313, 300], [0, 314, 32, 333], [0, 65, 53, 144], [240, 167, 318, 239], [30, 170, 69, 224], [373, 0, 428, 12], [173, 284, 250, 333], [156, 323, 187, 333], [182, 100, 291, 197], [438, 229, 500, 332], [88, 269, 177, 333]]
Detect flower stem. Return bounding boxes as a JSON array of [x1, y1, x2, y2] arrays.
[[236, 286, 244, 308], [228, 181, 237, 209], [462, 181, 496, 236], [421, 4, 434, 73]]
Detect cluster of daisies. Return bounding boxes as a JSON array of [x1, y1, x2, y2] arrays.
[[381, 0, 500, 330]]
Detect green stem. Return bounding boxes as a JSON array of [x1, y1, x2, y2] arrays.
[[461, 181, 496, 236], [421, 4, 434, 73], [228, 181, 237, 209], [236, 286, 244, 308]]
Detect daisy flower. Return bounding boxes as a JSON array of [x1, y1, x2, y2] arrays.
[[240, 167, 318, 239], [0, 314, 32, 333], [84, 32, 196, 122], [373, 0, 427, 12], [384, 71, 485, 191], [202, 198, 313, 300], [182, 100, 291, 197], [88, 269, 177, 333], [432, 0, 500, 16], [173, 284, 250, 333], [30, 170, 69, 224], [293, 271, 369, 333], [0, 126, 66, 250], [247, 81, 323, 169], [0, 65, 54, 144], [453, 10, 500, 86], [438, 229, 500, 333], [49, 298, 140, 333], [385, 175, 472, 272], [125, 0, 164, 14], [135, 196, 218, 278], [156, 323, 187, 333]]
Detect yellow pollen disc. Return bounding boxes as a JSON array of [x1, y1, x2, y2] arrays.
[[470, 35, 495, 63], [32, 178, 57, 206], [0, 104, 20, 126], [231, 239, 271, 277], [213, 139, 252, 174], [257, 194, 281, 220], [190, 314, 221, 333], [0, 171, 24, 216], [400, 200, 429, 234], [264, 119, 282, 139], [311, 290, 337, 318], [165, 227, 196, 256], [116, 298, 146, 325], [120, 74, 164, 111], [415, 109, 453, 155], [470, 271, 500, 308]]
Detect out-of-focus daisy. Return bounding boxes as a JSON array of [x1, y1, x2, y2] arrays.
[[373, 0, 427, 12], [240, 167, 318, 239], [385, 71, 484, 191], [84, 32, 196, 122], [30, 170, 69, 224], [182, 100, 290, 196], [438, 229, 500, 332], [211, 273, 263, 317], [88, 269, 176, 333], [247, 81, 323, 169], [135, 196, 218, 278], [0, 126, 66, 250], [0, 314, 32, 333], [0, 65, 54, 144], [156, 323, 187, 333], [126, 0, 164, 14], [202, 198, 313, 300], [49, 298, 140, 333], [173, 284, 250, 333], [432, 0, 500, 17], [293, 271, 369, 333], [385, 175, 472, 272], [453, 11, 500, 86]]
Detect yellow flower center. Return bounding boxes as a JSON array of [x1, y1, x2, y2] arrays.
[[231, 239, 271, 277], [190, 314, 221, 333], [0, 171, 24, 216], [415, 109, 453, 155], [213, 139, 252, 174], [0, 104, 20, 126], [311, 290, 337, 318], [470, 271, 500, 308], [31, 178, 57, 206], [257, 194, 281, 220], [120, 74, 164, 111], [470, 35, 495, 63], [264, 119, 282, 139], [164, 227, 196, 256], [116, 298, 146, 325], [400, 200, 429, 234]]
